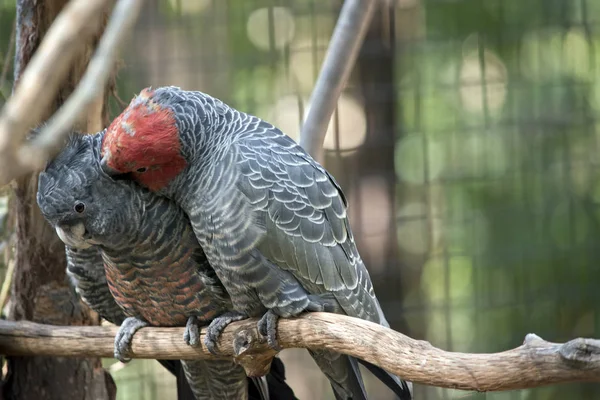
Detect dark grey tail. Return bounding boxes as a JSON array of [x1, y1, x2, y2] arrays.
[[369, 298, 413, 399], [309, 350, 368, 400], [157, 357, 298, 400], [358, 358, 412, 400], [250, 356, 298, 400]]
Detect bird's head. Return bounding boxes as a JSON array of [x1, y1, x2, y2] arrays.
[[100, 87, 188, 192], [38, 133, 141, 249], [38, 134, 103, 248]]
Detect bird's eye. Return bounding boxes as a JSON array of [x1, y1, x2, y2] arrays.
[[136, 167, 147, 173], [74, 202, 85, 213]]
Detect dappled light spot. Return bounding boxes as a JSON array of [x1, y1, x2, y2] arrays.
[[289, 37, 330, 93], [421, 255, 474, 305], [167, 0, 210, 14], [396, 202, 430, 255], [268, 94, 367, 155], [459, 49, 507, 114], [394, 134, 444, 184], [247, 7, 296, 51], [520, 28, 563, 80]]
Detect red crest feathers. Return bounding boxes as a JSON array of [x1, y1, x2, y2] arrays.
[[101, 88, 187, 191]]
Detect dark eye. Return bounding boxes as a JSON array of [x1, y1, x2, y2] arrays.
[[74, 202, 85, 213], [136, 167, 147, 173]]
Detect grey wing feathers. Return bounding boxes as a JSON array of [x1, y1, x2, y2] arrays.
[[237, 133, 357, 290], [237, 131, 383, 322], [65, 246, 124, 325]]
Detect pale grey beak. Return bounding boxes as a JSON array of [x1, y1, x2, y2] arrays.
[[55, 223, 91, 249]]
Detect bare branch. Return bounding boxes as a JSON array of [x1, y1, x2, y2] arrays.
[[0, 313, 599, 391], [18, 0, 144, 172], [298, 0, 376, 162], [0, 0, 115, 185], [0, 0, 142, 186]]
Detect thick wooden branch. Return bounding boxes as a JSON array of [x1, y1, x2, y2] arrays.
[[299, 0, 376, 163], [0, 0, 143, 186], [18, 0, 144, 172], [0, 313, 599, 391], [0, 0, 114, 185]]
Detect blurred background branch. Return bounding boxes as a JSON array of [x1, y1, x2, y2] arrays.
[[299, 0, 375, 163], [18, 0, 144, 174], [0, 0, 135, 186], [1, 315, 599, 392]]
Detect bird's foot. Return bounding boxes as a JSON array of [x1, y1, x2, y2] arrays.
[[184, 316, 200, 347], [257, 309, 280, 350], [257, 294, 340, 350], [204, 311, 247, 355], [114, 317, 148, 362]]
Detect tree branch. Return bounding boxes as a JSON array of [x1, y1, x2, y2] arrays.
[[0, 313, 599, 391], [18, 0, 144, 172], [0, 0, 143, 186], [298, 0, 376, 162], [0, 0, 113, 184]]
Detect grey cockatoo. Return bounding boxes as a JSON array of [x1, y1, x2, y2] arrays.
[[64, 245, 198, 400], [98, 86, 412, 400], [37, 132, 297, 400]]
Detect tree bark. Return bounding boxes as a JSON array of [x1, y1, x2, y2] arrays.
[[2, 1, 115, 399], [0, 317, 599, 392]]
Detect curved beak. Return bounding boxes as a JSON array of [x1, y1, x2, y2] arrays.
[[55, 223, 92, 249], [100, 155, 119, 177]]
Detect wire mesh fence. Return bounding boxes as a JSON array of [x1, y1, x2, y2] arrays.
[[2, 0, 600, 398]]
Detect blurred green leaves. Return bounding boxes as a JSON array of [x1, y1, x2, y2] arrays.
[[398, 1, 600, 398]]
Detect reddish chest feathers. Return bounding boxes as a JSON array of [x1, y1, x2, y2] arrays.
[[101, 91, 187, 191], [103, 249, 216, 326]]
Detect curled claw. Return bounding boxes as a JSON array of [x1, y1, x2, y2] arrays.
[[184, 316, 200, 347], [256, 294, 340, 351], [257, 310, 280, 350], [114, 317, 148, 362], [204, 311, 247, 355]]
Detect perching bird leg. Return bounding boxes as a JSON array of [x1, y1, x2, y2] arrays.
[[204, 310, 248, 354], [114, 316, 148, 362], [258, 294, 341, 350], [184, 315, 200, 346], [257, 310, 280, 350]]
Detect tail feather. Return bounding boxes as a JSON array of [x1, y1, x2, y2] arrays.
[[358, 359, 412, 400], [158, 357, 298, 400], [309, 350, 367, 400], [369, 295, 412, 399], [252, 356, 298, 400], [250, 377, 270, 400]]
